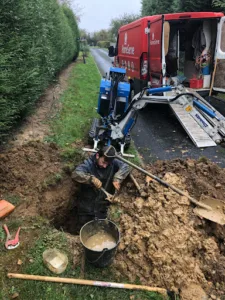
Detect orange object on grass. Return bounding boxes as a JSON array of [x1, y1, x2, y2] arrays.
[[0, 200, 15, 219]]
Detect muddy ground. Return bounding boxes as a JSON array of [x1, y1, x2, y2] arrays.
[[0, 61, 224, 300]]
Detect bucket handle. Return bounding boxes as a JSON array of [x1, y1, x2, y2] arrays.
[[86, 248, 107, 264]]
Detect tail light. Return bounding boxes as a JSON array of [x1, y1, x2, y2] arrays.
[[141, 52, 148, 80]]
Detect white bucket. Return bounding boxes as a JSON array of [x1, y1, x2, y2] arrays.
[[203, 75, 211, 88]]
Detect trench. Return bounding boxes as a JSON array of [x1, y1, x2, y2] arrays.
[[53, 205, 79, 235]]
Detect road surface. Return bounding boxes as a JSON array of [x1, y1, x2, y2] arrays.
[[90, 48, 225, 167]]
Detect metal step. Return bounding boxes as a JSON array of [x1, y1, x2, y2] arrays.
[[170, 103, 217, 148]]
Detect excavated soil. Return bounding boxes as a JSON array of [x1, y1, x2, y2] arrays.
[[111, 158, 225, 299], [0, 141, 77, 222]]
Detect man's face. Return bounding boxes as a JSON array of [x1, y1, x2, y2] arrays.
[[96, 154, 110, 168]]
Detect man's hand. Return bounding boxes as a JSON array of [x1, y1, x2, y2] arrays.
[[113, 181, 120, 191], [91, 176, 102, 189]]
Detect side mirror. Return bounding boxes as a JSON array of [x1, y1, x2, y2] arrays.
[[108, 46, 115, 57]]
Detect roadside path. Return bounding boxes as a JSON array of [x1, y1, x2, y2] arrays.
[[10, 63, 75, 146]]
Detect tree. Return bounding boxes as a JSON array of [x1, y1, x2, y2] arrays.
[[180, 0, 213, 11], [79, 29, 88, 39], [141, 0, 180, 16], [141, 0, 225, 15], [90, 30, 111, 46], [95, 29, 110, 41], [212, 0, 225, 11], [109, 13, 140, 40], [58, 0, 83, 21]]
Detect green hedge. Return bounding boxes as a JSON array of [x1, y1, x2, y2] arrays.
[[62, 4, 80, 61], [97, 41, 111, 48], [0, 0, 79, 138]]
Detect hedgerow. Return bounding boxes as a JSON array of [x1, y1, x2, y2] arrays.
[[0, 0, 79, 138]]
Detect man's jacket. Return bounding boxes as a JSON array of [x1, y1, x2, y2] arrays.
[[72, 154, 130, 217]]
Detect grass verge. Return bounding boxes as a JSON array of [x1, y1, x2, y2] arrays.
[[46, 55, 100, 148]]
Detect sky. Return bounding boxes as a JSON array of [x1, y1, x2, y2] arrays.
[[76, 0, 141, 32]]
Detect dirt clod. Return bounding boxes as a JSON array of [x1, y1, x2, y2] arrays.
[[180, 283, 207, 300]]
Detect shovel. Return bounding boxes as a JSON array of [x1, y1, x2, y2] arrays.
[[194, 196, 225, 225], [100, 187, 114, 202], [103, 146, 225, 225]]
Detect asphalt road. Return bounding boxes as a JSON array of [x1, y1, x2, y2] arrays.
[[90, 48, 225, 167]]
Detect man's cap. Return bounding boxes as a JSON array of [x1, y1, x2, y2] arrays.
[[98, 146, 116, 163]]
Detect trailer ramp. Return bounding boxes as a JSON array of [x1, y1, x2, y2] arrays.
[[169, 103, 217, 147]]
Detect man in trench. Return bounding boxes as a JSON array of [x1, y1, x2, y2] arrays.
[[72, 146, 130, 229]]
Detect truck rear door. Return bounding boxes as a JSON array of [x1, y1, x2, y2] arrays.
[[149, 16, 163, 87], [213, 16, 225, 93]]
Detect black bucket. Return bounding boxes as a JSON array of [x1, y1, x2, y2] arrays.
[[80, 219, 120, 268]]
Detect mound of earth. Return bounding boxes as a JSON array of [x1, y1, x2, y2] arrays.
[[0, 141, 77, 221], [111, 158, 225, 299]]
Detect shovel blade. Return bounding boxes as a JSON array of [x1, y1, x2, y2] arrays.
[[194, 196, 225, 225]]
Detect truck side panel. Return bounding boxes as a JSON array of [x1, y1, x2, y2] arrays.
[[117, 20, 147, 80]]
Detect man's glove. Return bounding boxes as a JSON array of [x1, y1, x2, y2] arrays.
[[91, 176, 102, 189], [113, 181, 120, 191]]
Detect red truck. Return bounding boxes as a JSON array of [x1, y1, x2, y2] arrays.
[[108, 12, 225, 97]]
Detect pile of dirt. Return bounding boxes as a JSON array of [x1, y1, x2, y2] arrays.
[[112, 158, 225, 299], [0, 141, 76, 221]]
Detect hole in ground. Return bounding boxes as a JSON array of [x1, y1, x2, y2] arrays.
[[53, 205, 79, 235]]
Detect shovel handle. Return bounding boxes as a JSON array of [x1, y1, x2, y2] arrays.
[[129, 173, 142, 194], [100, 188, 113, 202], [7, 273, 168, 296]]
